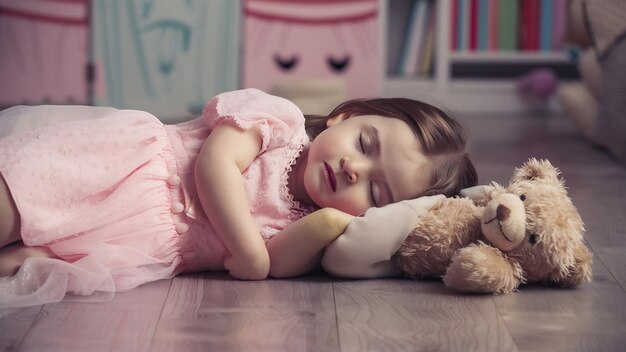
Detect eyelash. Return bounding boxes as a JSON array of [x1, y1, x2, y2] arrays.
[[359, 133, 378, 207], [359, 133, 366, 154]]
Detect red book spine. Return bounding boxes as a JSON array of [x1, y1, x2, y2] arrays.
[[521, 0, 540, 50], [528, 0, 540, 50], [469, 0, 478, 51], [488, 0, 498, 50]]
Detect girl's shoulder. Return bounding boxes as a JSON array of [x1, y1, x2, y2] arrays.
[[203, 88, 305, 130], [202, 89, 309, 152]]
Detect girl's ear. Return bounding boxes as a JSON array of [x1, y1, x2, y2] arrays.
[[326, 112, 350, 127]]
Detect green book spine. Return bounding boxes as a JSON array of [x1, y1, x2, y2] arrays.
[[498, 0, 519, 51]]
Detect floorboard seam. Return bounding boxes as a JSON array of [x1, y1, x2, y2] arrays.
[[15, 305, 45, 352], [331, 280, 342, 352], [490, 297, 521, 352], [147, 278, 174, 352], [588, 244, 626, 293]]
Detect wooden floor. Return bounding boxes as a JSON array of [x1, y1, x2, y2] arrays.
[[1, 110, 625, 352]]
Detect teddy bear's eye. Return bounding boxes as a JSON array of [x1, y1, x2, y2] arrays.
[[520, 194, 527, 201], [529, 233, 539, 245]]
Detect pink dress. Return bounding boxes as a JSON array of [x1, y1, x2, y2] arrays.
[[0, 89, 314, 310]]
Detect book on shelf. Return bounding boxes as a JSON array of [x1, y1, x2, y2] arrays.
[[399, 0, 427, 76], [397, 0, 436, 77], [487, 0, 498, 50], [450, 0, 567, 54], [539, 0, 553, 51], [451, 0, 458, 50], [387, 0, 414, 75], [419, 3, 437, 75], [551, 0, 567, 50], [457, 0, 470, 51], [478, 0, 489, 51], [498, 0, 518, 51], [520, 0, 540, 50], [469, 0, 478, 50]]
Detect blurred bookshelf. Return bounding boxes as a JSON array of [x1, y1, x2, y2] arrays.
[[382, 0, 578, 112]]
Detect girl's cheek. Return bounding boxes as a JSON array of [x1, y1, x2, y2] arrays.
[[338, 194, 368, 216]]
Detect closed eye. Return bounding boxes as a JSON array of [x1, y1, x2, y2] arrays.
[[359, 133, 378, 206], [359, 133, 366, 154], [369, 182, 378, 207]]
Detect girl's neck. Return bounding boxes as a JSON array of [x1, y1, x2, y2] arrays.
[[288, 147, 315, 208]]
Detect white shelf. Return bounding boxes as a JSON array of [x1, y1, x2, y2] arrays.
[[385, 77, 561, 113], [449, 51, 570, 63], [385, 78, 439, 98], [381, 0, 573, 113]]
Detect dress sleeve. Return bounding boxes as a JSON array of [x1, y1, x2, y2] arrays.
[[202, 88, 306, 153]]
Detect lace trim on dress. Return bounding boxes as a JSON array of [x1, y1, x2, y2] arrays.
[[281, 139, 316, 221], [202, 102, 314, 225]]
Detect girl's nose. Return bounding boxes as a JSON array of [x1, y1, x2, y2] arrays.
[[341, 157, 358, 183]]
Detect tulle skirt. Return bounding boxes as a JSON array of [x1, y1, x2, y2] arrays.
[[0, 109, 188, 312]]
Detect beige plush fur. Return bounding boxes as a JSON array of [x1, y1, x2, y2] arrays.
[[392, 158, 593, 294]]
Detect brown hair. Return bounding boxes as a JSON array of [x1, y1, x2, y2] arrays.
[[305, 98, 477, 198]]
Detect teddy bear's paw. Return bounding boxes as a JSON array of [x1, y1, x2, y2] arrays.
[[547, 240, 594, 288], [442, 243, 524, 294]]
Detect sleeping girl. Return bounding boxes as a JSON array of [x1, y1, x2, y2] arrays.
[[0, 88, 476, 308]]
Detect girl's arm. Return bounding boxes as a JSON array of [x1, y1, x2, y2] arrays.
[[267, 208, 354, 278], [194, 123, 268, 280]]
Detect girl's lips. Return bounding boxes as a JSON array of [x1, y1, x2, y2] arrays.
[[323, 162, 337, 192]]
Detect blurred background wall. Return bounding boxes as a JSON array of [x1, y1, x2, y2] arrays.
[[0, 0, 580, 122]]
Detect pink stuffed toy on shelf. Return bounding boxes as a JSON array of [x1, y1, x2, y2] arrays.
[[517, 68, 558, 103]]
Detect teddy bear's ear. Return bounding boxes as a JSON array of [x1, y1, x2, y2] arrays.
[[549, 241, 593, 288], [459, 185, 494, 206], [512, 158, 561, 186]]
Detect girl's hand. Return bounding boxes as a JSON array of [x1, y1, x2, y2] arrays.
[[267, 208, 354, 278], [224, 248, 270, 280]]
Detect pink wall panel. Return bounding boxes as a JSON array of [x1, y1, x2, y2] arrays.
[[243, 0, 381, 101], [0, 0, 89, 105]]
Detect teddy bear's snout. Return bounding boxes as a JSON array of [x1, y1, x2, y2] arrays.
[[496, 204, 511, 221], [482, 193, 527, 251]]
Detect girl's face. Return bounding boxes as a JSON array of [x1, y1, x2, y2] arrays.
[[297, 114, 433, 215]]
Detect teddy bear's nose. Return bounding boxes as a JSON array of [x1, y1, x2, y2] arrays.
[[496, 204, 511, 221]]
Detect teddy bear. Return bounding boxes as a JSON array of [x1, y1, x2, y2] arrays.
[[322, 158, 593, 294], [392, 158, 593, 293]]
